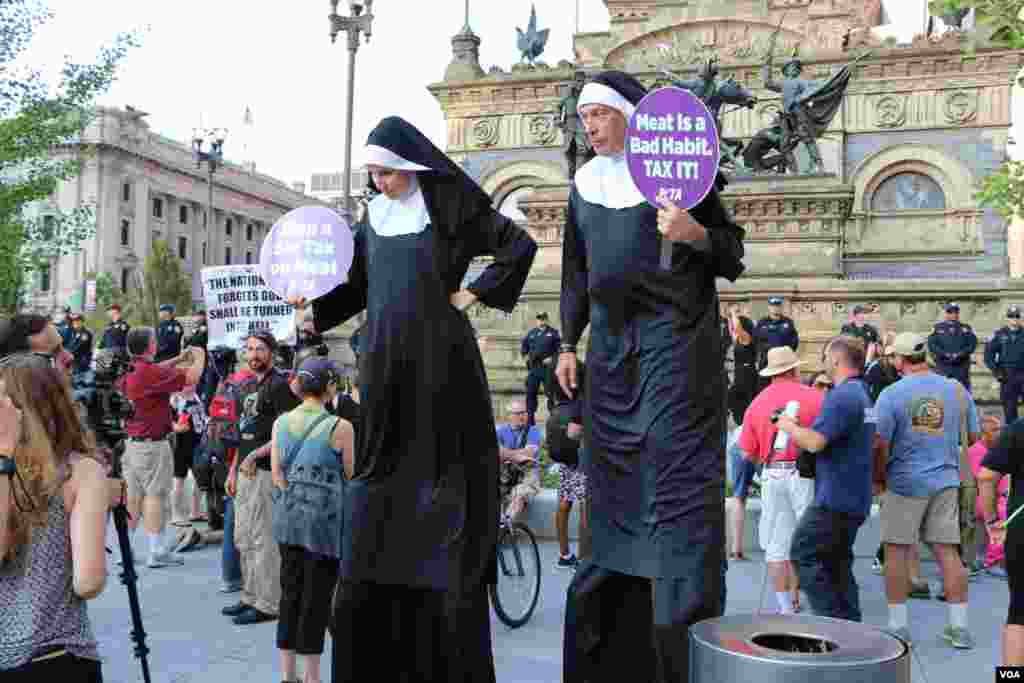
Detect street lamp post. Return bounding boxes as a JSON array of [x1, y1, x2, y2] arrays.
[[192, 127, 228, 236], [328, 0, 375, 223]]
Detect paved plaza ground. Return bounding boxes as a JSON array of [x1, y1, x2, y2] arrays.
[[90, 536, 1008, 683]]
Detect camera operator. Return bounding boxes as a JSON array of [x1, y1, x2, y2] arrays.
[[774, 336, 876, 622], [0, 352, 122, 680], [120, 328, 205, 569], [0, 314, 74, 373]]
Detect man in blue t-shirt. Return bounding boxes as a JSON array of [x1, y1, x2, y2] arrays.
[[875, 332, 979, 649], [776, 335, 876, 622], [496, 398, 543, 521]]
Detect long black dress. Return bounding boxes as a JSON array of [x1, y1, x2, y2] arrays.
[[313, 118, 537, 682], [561, 176, 744, 681]]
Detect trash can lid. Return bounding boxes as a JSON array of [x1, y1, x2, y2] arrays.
[[690, 615, 906, 666]]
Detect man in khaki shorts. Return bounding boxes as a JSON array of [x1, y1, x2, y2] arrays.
[[496, 399, 542, 521], [121, 327, 205, 568], [874, 332, 980, 649]]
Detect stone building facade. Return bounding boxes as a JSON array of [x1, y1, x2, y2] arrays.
[[25, 106, 322, 312], [410, 0, 1024, 415]]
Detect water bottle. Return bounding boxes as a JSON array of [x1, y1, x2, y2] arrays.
[[773, 400, 801, 452]]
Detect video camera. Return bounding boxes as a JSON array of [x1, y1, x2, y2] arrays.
[[72, 349, 134, 451]]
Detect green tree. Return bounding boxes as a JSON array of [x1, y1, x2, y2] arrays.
[[0, 1, 141, 311], [125, 240, 192, 327]]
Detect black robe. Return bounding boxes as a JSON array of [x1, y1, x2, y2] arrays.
[[315, 118, 536, 659]]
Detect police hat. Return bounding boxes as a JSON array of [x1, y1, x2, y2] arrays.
[[159, 304, 175, 314], [536, 312, 549, 321], [1009, 305, 1021, 319], [767, 297, 783, 306], [945, 302, 960, 313]]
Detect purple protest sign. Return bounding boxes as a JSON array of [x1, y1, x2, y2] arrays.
[[625, 87, 720, 210], [259, 206, 354, 301]]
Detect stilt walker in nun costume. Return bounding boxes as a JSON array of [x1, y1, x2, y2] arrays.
[[293, 116, 537, 682], [558, 71, 745, 681]]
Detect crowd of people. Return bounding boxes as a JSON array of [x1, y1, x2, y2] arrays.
[[724, 300, 1023, 661], [3, 65, 1024, 683]]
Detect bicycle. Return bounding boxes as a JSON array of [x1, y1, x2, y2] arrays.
[[490, 501, 542, 628]]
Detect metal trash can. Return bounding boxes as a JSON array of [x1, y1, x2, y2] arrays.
[[690, 615, 909, 682]]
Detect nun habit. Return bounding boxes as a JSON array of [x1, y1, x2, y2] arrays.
[[561, 72, 744, 682], [313, 116, 537, 682]]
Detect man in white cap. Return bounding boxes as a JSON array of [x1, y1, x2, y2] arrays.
[[874, 332, 980, 649], [739, 347, 825, 615], [556, 70, 745, 682]]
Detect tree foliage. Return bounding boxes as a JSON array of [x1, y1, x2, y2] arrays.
[[0, 0, 141, 311], [125, 240, 192, 328]]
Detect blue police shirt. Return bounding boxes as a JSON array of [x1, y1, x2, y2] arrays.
[[810, 377, 876, 519]]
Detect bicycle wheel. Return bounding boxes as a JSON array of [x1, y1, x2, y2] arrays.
[[489, 522, 541, 628]]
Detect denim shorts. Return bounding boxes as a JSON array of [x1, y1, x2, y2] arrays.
[[730, 446, 761, 499]]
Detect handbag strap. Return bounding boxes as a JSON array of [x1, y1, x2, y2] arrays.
[[285, 412, 334, 466]]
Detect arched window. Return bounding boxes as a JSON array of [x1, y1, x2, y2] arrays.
[[871, 172, 946, 212], [496, 186, 534, 223]]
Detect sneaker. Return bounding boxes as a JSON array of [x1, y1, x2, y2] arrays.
[[987, 565, 1009, 579], [942, 625, 975, 650], [908, 582, 931, 600], [872, 557, 884, 575], [557, 554, 578, 570], [146, 551, 184, 568], [173, 528, 202, 553], [886, 626, 913, 647]]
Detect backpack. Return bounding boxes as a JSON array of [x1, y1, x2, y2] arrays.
[[203, 369, 254, 456]]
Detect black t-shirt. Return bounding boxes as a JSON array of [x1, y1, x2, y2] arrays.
[[982, 419, 1024, 522], [238, 368, 301, 468], [731, 316, 756, 367]]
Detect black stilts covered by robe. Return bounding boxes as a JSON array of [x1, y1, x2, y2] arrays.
[[561, 70, 745, 683], [311, 116, 537, 682]]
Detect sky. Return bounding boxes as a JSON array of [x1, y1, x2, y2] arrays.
[[15, 0, 1023, 183], [17, 0, 610, 186]]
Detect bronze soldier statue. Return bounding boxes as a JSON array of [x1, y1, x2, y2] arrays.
[[559, 70, 592, 179]]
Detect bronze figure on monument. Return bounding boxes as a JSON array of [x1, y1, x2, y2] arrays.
[[558, 69, 592, 179]]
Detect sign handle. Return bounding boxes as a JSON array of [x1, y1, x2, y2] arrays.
[[660, 239, 673, 269]]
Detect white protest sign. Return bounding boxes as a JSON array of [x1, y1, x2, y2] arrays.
[[201, 265, 296, 349]]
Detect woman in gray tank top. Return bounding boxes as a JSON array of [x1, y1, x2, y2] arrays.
[[0, 353, 116, 681], [271, 356, 355, 683]]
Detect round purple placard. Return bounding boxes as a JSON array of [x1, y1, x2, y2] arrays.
[[259, 206, 354, 301], [625, 86, 720, 210]]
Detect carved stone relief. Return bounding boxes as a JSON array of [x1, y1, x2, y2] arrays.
[[944, 91, 977, 124], [528, 115, 557, 145], [874, 96, 906, 128], [472, 118, 500, 148]]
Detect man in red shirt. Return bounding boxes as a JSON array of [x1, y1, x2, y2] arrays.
[[740, 346, 824, 613], [121, 327, 205, 568]]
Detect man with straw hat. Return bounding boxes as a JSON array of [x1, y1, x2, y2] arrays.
[[739, 347, 825, 614]]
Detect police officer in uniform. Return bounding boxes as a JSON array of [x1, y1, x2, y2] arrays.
[[986, 305, 1024, 422], [753, 296, 799, 393], [98, 303, 130, 352], [928, 302, 977, 392], [185, 309, 208, 348], [56, 305, 74, 349], [840, 304, 881, 363], [155, 303, 184, 363], [521, 312, 561, 427], [66, 312, 94, 375]]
